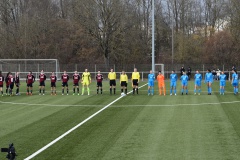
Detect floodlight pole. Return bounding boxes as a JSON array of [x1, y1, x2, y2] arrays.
[[152, 0, 155, 73], [172, 10, 174, 65]]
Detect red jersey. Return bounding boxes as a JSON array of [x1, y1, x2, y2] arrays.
[[8, 75, 15, 84], [61, 74, 69, 83], [0, 75, 4, 86], [96, 74, 103, 83], [39, 74, 46, 82], [50, 75, 57, 83], [73, 74, 80, 83], [26, 74, 35, 84]]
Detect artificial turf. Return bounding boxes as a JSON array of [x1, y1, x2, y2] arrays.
[[0, 80, 240, 160]]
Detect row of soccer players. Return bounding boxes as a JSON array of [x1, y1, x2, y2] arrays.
[[2, 68, 237, 96], [147, 69, 239, 96], [0, 68, 141, 96], [0, 71, 20, 96]]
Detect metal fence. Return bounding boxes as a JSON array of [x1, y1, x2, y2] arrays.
[[0, 63, 237, 80]]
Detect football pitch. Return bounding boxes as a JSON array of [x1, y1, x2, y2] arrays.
[[1, 80, 240, 160]]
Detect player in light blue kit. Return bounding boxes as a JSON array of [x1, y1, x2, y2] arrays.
[[219, 71, 227, 95], [194, 70, 202, 95], [180, 72, 189, 95], [148, 70, 155, 95], [231, 69, 239, 95], [170, 70, 178, 96], [205, 69, 214, 95]]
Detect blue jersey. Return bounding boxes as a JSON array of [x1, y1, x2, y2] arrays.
[[180, 75, 188, 82], [148, 73, 155, 87], [170, 73, 177, 82], [232, 73, 239, 83], [205, 72, 213, 83], [194, 73, 202, 82], [181, 74, 188, 86], [148, 73, 155, 82], [219, 74, 226, 87], [219, 74, 226, 81]]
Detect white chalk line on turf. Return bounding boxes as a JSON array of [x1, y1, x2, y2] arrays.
[[24, 83, 148, 160], [2, 100, 240, 108], [0, 101, 104, 107], [111, 101, 240, 107]]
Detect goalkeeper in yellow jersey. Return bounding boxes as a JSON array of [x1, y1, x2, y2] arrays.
[[81, 69, 91, 95], [120, 70, 128, 94], [131, 68, 140, 94]]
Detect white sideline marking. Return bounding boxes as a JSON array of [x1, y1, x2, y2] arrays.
[[1, 100, 240, 108], [24, 83, 148, 160], [0, 101, 103, 107], [113, 101, 240, 107]]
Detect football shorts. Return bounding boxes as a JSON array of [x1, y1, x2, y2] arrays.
[[158, 83, 165, 87], [97, 82, 102, 87], [232, 82, 238, 87], [51, 82, 56, 87], [27, 83, 33, 87], [82, 81, 90, 86], [170, 81, 177, 87], [220, 81, 226, 87], [148, 81, 154, 87], [62, 82, 68, 87], [132, 79, 138, 86], [181, 81, 188, 86], [121, 81, 127, 87], [39, 81, 45, 86], [73, 83, 79, 86], [195, 81, 201, 86], [109, 80, 116, 86]]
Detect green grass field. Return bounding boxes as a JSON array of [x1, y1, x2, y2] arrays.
[[1, 80, 240, 160]]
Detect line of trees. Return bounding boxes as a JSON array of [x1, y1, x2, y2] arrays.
[[0, 0, 240, 68]]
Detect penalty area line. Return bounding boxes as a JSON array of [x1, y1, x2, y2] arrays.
[[24, 83, 148, 160]]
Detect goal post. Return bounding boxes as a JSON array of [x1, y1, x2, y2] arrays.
[[155, 64, 164, 76], [0, 59, 60, 80]]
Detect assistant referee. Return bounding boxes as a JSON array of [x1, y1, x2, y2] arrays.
[[108, 68, 116, 94], [120, 70, 128, 94], [131, 68, 140, 94]]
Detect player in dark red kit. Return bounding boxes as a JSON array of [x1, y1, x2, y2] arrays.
[[50, 72, 57, 95], [39, 70, 47, 95], [15, 72, 20, 95], [96, 71, 103, 94], [61, 71, 69, 95], [0, 71, 4, 96], [5, 72, 10, 95], [26, 71, 35, 95], [8, 72, 15, 96], [73, 71, 80, 95]]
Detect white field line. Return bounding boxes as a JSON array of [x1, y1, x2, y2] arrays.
[[1, 100, 240, 108], [0, 101, 103, 107], [138, 90, 235, 93], [24, 83, 148, 160], [112, 101, 240, 107]]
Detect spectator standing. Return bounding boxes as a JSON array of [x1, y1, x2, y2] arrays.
[[216, 69, 221, 81], [212, 69, 217, 80], [187, 66, 191, 80], [180, 66, 185, 77]]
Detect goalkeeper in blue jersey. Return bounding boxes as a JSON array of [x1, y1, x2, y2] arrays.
[[219, 71, 227, 95], [148, 70, 155, 95], [194, 70, 202, 95], [170, 70, 178, 96], [205, 69, 214, 95], [231, 69, 239, 95], [180, 72, 189, 95]]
